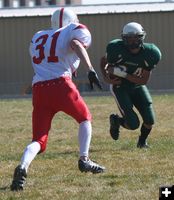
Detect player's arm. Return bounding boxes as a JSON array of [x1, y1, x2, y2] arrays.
[[70, 39, 93, 71], [70, 39, 102, 89], [107, 65, 151, 85], [100, 56, 122, 85], [125, 69, 151, 85]]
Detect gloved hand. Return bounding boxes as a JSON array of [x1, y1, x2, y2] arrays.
[[113, 65, 127, 78], [88, 70, 102, 90]]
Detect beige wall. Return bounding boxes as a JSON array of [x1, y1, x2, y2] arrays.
[[0, 11, 173, 95]]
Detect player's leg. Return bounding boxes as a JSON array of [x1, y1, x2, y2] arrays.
[[10, 140, 41, 191], [110, 85, 140, 140], [11, 109, 55, 191], [77, 120, 105, 174], [11, 85, 55, 191], [61, 78, 105, 173], [133, 85, 155, 148]]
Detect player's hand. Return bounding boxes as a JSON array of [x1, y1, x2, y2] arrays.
[[88, 70, 102, 90], [108, 65, 127, 78]]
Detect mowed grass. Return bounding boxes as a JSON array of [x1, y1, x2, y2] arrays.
[[0, 94, 174, 200]]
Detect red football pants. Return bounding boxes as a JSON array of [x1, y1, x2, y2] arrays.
[[32, 76, 91, 152]]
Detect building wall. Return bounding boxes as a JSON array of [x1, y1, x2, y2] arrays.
[[0, 0, 82, 8], [0, 11, 173, 95]]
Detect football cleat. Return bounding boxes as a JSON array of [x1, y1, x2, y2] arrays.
[[10, 165, 27, 191], [78, 159, 105, 174], [109, 114, 120, 140], [137, 136, 149, 148]]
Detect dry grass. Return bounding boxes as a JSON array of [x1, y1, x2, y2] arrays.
[[0, 94, 174, 200]]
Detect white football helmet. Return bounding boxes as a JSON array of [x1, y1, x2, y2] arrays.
[[51, 8, 79, 29], [122, 22, 145, 36], [121, 22, 146, 49]]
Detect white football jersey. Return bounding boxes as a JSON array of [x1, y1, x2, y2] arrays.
[[29, 23, 91, 85]]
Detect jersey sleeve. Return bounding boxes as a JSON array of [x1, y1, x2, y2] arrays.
[[106, 39, 122, 63], [29, 31, 41, 57], [71, 23, 91, 49], [144, 43, 162, 70]]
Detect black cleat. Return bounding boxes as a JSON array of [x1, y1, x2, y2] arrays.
[[137, 137, 149, 148], [10, 165, 27, 191], [78, 159, 105, 174], [109, 114, 120, 140]]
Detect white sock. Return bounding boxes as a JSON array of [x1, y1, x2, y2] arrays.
[[20, 141, 41, 172], [78, 120, 92, 158]]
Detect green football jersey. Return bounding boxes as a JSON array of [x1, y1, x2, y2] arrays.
[[106, 39, 161, 86]]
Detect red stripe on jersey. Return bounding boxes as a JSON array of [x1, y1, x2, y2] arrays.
[[59, 8, 64, 28], [73, 24, 88, 30]]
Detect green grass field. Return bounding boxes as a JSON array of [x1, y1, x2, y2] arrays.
[[0, 94, 174, 200]]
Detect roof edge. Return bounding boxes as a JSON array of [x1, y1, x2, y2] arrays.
[[0, 2, 174, 18]]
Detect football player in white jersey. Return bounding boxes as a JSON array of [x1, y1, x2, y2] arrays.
[[11, 8, 105, 191]]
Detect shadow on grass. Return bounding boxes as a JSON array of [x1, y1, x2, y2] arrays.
[[39, 150, 78, 160], [0, 185, 10, 191]]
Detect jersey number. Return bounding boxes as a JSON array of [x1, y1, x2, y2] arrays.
[[32, 32, 60, 64]]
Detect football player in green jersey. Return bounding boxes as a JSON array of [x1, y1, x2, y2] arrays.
[[101, 22, 161, 148]]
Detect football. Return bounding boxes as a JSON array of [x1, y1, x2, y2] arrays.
[[105, 64, 122, 85], [115, 65, 127, 72]]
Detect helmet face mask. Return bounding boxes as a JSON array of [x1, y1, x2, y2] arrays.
[[51, 8, 79, 29], [121, 22, 146, 50]]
